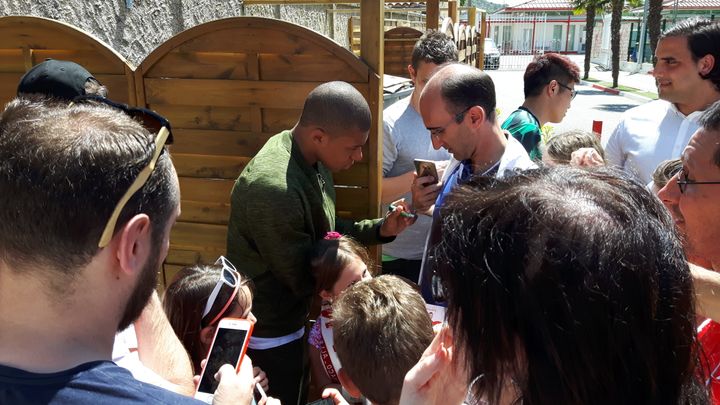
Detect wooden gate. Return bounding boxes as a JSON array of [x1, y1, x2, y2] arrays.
[[133, 17, 378, 283]]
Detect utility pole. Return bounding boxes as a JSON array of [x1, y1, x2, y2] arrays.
[[634, 0, 650, 72]]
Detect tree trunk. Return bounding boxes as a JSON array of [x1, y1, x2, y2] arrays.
[[610, 0, 623, 87], [584, 7, 596, 80], [647, 0, 663, 58]]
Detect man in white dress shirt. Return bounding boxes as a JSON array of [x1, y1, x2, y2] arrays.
[[605, 18, 720, 185]]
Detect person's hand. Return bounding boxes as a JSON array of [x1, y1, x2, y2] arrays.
[[260, 397, 281, 405], [399, 326, 468, 405], [380, 198, 417, 237], [411, 174, 442, 215], [210, 358, 255, 405], [322, 388, 350, 405], [569, 148, 604, 168], [253, 366, 269, 392]]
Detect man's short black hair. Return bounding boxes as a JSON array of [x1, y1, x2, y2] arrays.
[[440, 64, 496, 123], [523, 53, 581, 98], [298, 81, 371, 134], [411, 31, 458, 71]]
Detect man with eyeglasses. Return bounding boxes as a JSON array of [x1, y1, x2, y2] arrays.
[[605, 18, 720, 185], [658, 100, 720, 399], [411, 63, 536, 304], [16, 59, 196, 397], [0, 99, 255, 404], [501, 53, 580, 161]]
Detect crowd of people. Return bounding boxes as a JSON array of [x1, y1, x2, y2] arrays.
[[0, 15, 720, 405]]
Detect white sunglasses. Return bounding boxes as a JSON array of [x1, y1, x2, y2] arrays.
[[201, 256, 240, 326]]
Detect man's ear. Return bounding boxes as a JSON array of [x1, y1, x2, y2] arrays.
[[699, 54, 715, 76], [310, 127, 327, 145], [408, 65, 417, 82], [338, 368, 362, 398], [546, 79, 558, 97], [116, 214, 152, 278], [468, 105, 486, 126]]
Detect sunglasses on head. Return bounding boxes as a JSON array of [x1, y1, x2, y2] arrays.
[[71, 95, 175, 247], [202, 256, 242, 327]]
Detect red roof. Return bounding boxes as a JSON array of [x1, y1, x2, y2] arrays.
[[498, 0, 575, 12], [660, 0, 720, 9]]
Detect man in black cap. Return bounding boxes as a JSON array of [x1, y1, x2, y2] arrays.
[[17, 58, 107, 100], [15, 59, 195, 396]]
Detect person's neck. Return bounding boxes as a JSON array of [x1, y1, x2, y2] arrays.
[[410, 89, 421, 113], [291, 126, 319, 168], [520, 98, 548, 126], [674, 88, 720, 116], [0, 268, 117, 373], [470, 123, 507, 173]]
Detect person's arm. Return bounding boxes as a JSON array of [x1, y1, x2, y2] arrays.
[[382, 171, 415, 205], [134, 291, 195, 396], [603, 120, 626, 169], [336, 199, 415, 245], [691, 263, 720, 322]]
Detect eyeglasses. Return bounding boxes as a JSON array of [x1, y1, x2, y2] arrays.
[[676, 169, 720, 194], [202, 256, 241, 327], [72, 95, 174, 247], [557, 82, 577, 100], [429, 106, 472, 138]]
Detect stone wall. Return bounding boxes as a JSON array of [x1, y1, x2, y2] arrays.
[[0, 0, 342, 66]]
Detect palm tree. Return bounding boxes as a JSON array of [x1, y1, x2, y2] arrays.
[[647, 0, 663, 58], [610, 0, 623, 87], [573, 0, 610, 79]]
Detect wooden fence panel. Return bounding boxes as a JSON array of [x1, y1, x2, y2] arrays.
[[0, 16, 134, 106], [384, 26, 423, 78], [136, 17, 377, 277]]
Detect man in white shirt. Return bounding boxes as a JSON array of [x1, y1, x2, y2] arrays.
[[411, 64, 536, 304], [382, 31, 457, 282], [605, 18, 720, 185]]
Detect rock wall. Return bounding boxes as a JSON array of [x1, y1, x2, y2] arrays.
[[0, 0, 343, 66]]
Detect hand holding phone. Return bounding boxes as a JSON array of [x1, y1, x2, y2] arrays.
[[195, 318, 254, 403], [414, 159, 439, 185]]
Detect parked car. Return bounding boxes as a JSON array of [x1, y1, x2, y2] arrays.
[[483, 38, 500, 70]]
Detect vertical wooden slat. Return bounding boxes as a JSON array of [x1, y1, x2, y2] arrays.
[[448, 0, 458, 25], [427, 0, 440, 30], [479, 11, 487, 69]]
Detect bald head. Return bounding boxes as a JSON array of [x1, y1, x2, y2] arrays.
[[298, 81, 371, 133], [422, 63, 496, 123]]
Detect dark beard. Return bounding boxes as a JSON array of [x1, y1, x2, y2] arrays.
[[117, 249, 160, 331]]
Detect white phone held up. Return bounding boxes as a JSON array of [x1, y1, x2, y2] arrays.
[[194, 318, 254, 403]]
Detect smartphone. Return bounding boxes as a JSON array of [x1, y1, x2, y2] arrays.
[[194, 318, 254, 403], [414, 159, 439, 184], [253, 383, 267, 403]]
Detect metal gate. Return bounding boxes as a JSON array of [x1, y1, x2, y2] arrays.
[[486, 14, 587, 71]]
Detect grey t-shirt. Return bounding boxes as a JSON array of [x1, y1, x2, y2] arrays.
[[382, 96, 450, 260]]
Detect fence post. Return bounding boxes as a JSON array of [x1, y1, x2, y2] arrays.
[[427, 0, 439, 30]]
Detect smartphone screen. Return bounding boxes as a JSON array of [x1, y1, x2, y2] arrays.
[[196, 324, 250, 396]]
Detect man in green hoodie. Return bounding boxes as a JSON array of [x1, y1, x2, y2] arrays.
[[226, 81, 415, 405]]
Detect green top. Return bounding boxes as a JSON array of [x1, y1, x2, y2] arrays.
[[226, 130, 390, 337], [502, 107, 542, 160]]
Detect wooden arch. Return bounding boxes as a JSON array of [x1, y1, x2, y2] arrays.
[[384, 26, 423, 78], [134, 17, 380, 281], [0, 16, 135, 105]]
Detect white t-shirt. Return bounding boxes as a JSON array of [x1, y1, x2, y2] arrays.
[[604, 100, 705, 185], [112, 325, 167, 386]]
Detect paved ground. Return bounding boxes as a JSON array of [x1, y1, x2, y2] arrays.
[[486, 54, 654, 142]]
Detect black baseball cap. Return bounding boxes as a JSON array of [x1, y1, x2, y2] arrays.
[[17, 59, 97, 100]]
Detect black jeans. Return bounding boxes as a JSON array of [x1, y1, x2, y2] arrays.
[[247, 338, 308, 405]]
